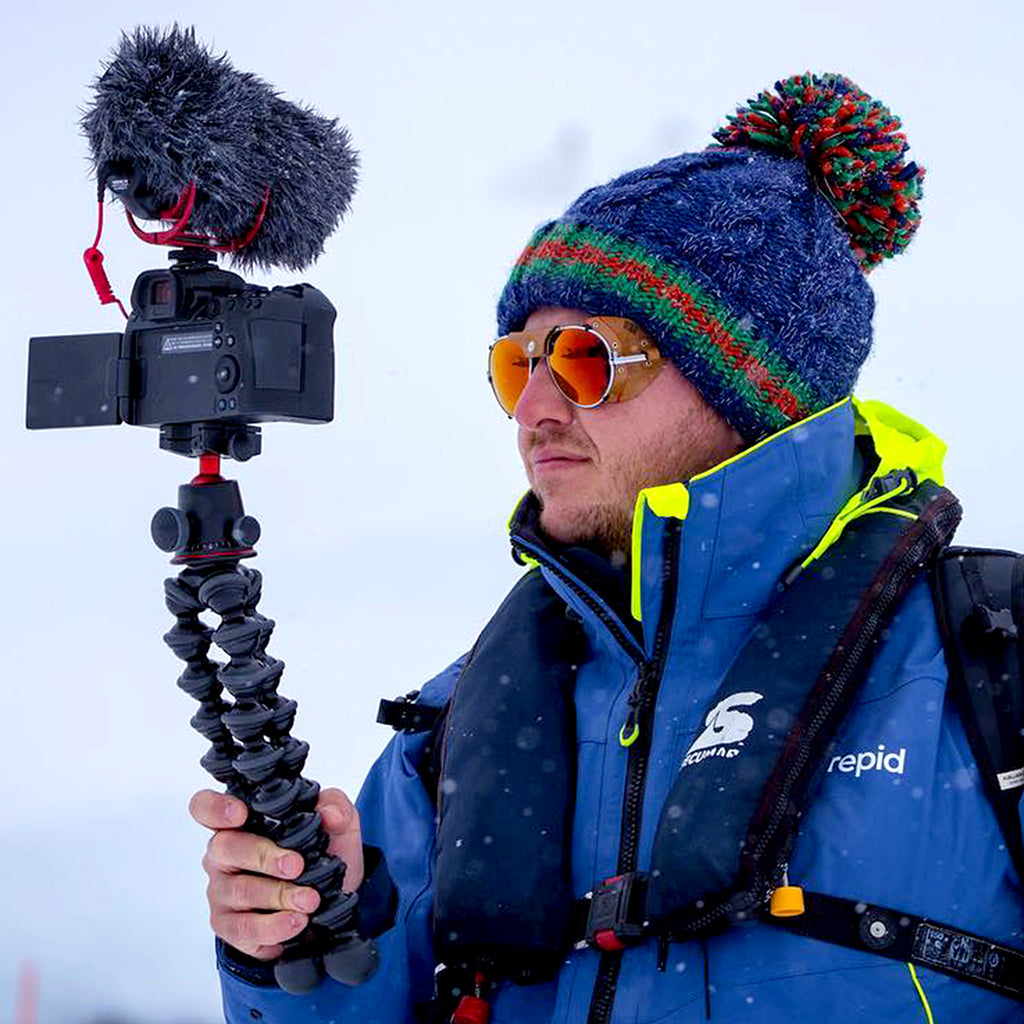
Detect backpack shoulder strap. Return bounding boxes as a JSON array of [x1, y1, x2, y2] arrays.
[[763, 545, 1024, 1001], [932, 546, 1024, 881]]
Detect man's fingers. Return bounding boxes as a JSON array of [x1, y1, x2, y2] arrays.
[[211, 908, 309, 958], [318, 788, 360, 845], [190, 789, 248, 830], [204, 829, 304, 879], [318, 788, 364, 890], [210, 872, 321, 915]]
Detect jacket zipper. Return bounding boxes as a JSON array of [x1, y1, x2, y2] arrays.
[[512, 525, 683, 1024], [509, 537, 647, 668], [586, 520, 683, 1024]]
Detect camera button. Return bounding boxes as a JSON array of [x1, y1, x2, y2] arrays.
[[216, 355, 240, 393]]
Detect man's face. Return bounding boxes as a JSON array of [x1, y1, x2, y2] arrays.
[[515, 307, 745, 560]]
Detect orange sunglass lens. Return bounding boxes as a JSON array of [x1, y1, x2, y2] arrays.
[[549, 328, 611, 406], [489, 336, 531, 414]]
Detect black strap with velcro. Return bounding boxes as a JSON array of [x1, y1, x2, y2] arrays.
[[765, 889, 1024, 1002]]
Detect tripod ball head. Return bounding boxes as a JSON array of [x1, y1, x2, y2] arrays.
[[151, 475, 259, 562]]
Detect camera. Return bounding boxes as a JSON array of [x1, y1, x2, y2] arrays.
[[26, 23, 357, 460], [26, 248, 335, 460]]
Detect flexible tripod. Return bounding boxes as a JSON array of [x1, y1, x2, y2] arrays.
[[152, 426, 377, 994]]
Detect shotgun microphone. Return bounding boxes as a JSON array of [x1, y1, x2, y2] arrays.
[[82, 24, 358, 271]]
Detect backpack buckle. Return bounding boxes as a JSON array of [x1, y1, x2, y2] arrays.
[[376, 690, 443, 733], [582, 873, 648, 952]]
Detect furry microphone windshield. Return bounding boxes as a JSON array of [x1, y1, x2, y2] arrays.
[[81, 25, 358, 272]]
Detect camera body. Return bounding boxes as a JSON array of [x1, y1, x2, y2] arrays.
[[27, 251, 335, 447]]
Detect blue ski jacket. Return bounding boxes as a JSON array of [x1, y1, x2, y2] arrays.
[[218, 397, 1024, 1022]]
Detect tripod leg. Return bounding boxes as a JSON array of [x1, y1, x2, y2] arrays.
[[164, 570, 248, 803], [157, 468, 378, 992]]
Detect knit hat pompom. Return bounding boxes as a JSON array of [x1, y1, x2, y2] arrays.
[[713, 73, 924, 270]]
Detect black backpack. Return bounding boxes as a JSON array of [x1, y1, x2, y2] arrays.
[[932, 546, 1024, 881]]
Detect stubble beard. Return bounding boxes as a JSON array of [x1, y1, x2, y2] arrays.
[[530, 413, 741, 561], [531, 429, 702, 562], [540, 493, 634, 564]]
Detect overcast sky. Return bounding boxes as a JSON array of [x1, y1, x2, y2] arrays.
[[3, 1, 1022, 1020]]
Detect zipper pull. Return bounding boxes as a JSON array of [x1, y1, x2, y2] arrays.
[[619, 667, 653, 748], [619, 703, 640, 747]]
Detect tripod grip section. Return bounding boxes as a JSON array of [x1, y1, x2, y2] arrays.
[[159, 473, 376, 993]]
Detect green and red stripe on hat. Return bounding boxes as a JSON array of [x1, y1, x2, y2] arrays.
[[505, 222, 824, 439]]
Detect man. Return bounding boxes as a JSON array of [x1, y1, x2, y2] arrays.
[[192, 74, 1024, 1022]]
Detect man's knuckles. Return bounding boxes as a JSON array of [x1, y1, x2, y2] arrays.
[[205, 829, 289, 876], [227, 873, 281, 911]]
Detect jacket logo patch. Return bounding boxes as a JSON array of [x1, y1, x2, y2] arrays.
[[681, 691, 764, 768], [827, 744, 907, 778]]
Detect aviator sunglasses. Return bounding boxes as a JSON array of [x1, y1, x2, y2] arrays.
[[488, 316, 663, 417]]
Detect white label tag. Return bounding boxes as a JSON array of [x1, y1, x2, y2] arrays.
[[997, 766, 1024, 791], [163, 332, 214, 354]]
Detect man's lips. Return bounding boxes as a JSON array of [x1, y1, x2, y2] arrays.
[[531, 448, 591, 471]]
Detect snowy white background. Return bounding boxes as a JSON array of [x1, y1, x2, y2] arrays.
[[2, 1, 1022, 1020]]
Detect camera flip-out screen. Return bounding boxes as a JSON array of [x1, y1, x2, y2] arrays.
[[26, 333, 122, 429]]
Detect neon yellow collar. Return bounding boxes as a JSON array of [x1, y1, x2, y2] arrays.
[[629, 397, 947, 621]]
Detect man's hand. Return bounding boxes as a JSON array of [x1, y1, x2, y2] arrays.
[[190, 787, 365, 960]]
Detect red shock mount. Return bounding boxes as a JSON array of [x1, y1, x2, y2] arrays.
[[82, 180, 271, 314]]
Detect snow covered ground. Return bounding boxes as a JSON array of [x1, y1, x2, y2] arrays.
[[2, 0, 1022, 1020]]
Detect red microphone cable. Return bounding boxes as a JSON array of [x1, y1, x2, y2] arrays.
[[83, 196, 128, 319]]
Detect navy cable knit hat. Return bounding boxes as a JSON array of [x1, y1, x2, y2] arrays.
[[497, 73, 924, 441]]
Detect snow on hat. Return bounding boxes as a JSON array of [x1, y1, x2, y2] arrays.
[[496, 73, 924, 441]]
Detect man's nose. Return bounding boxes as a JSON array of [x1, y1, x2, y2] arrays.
[[514, 359, 574, 429]]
